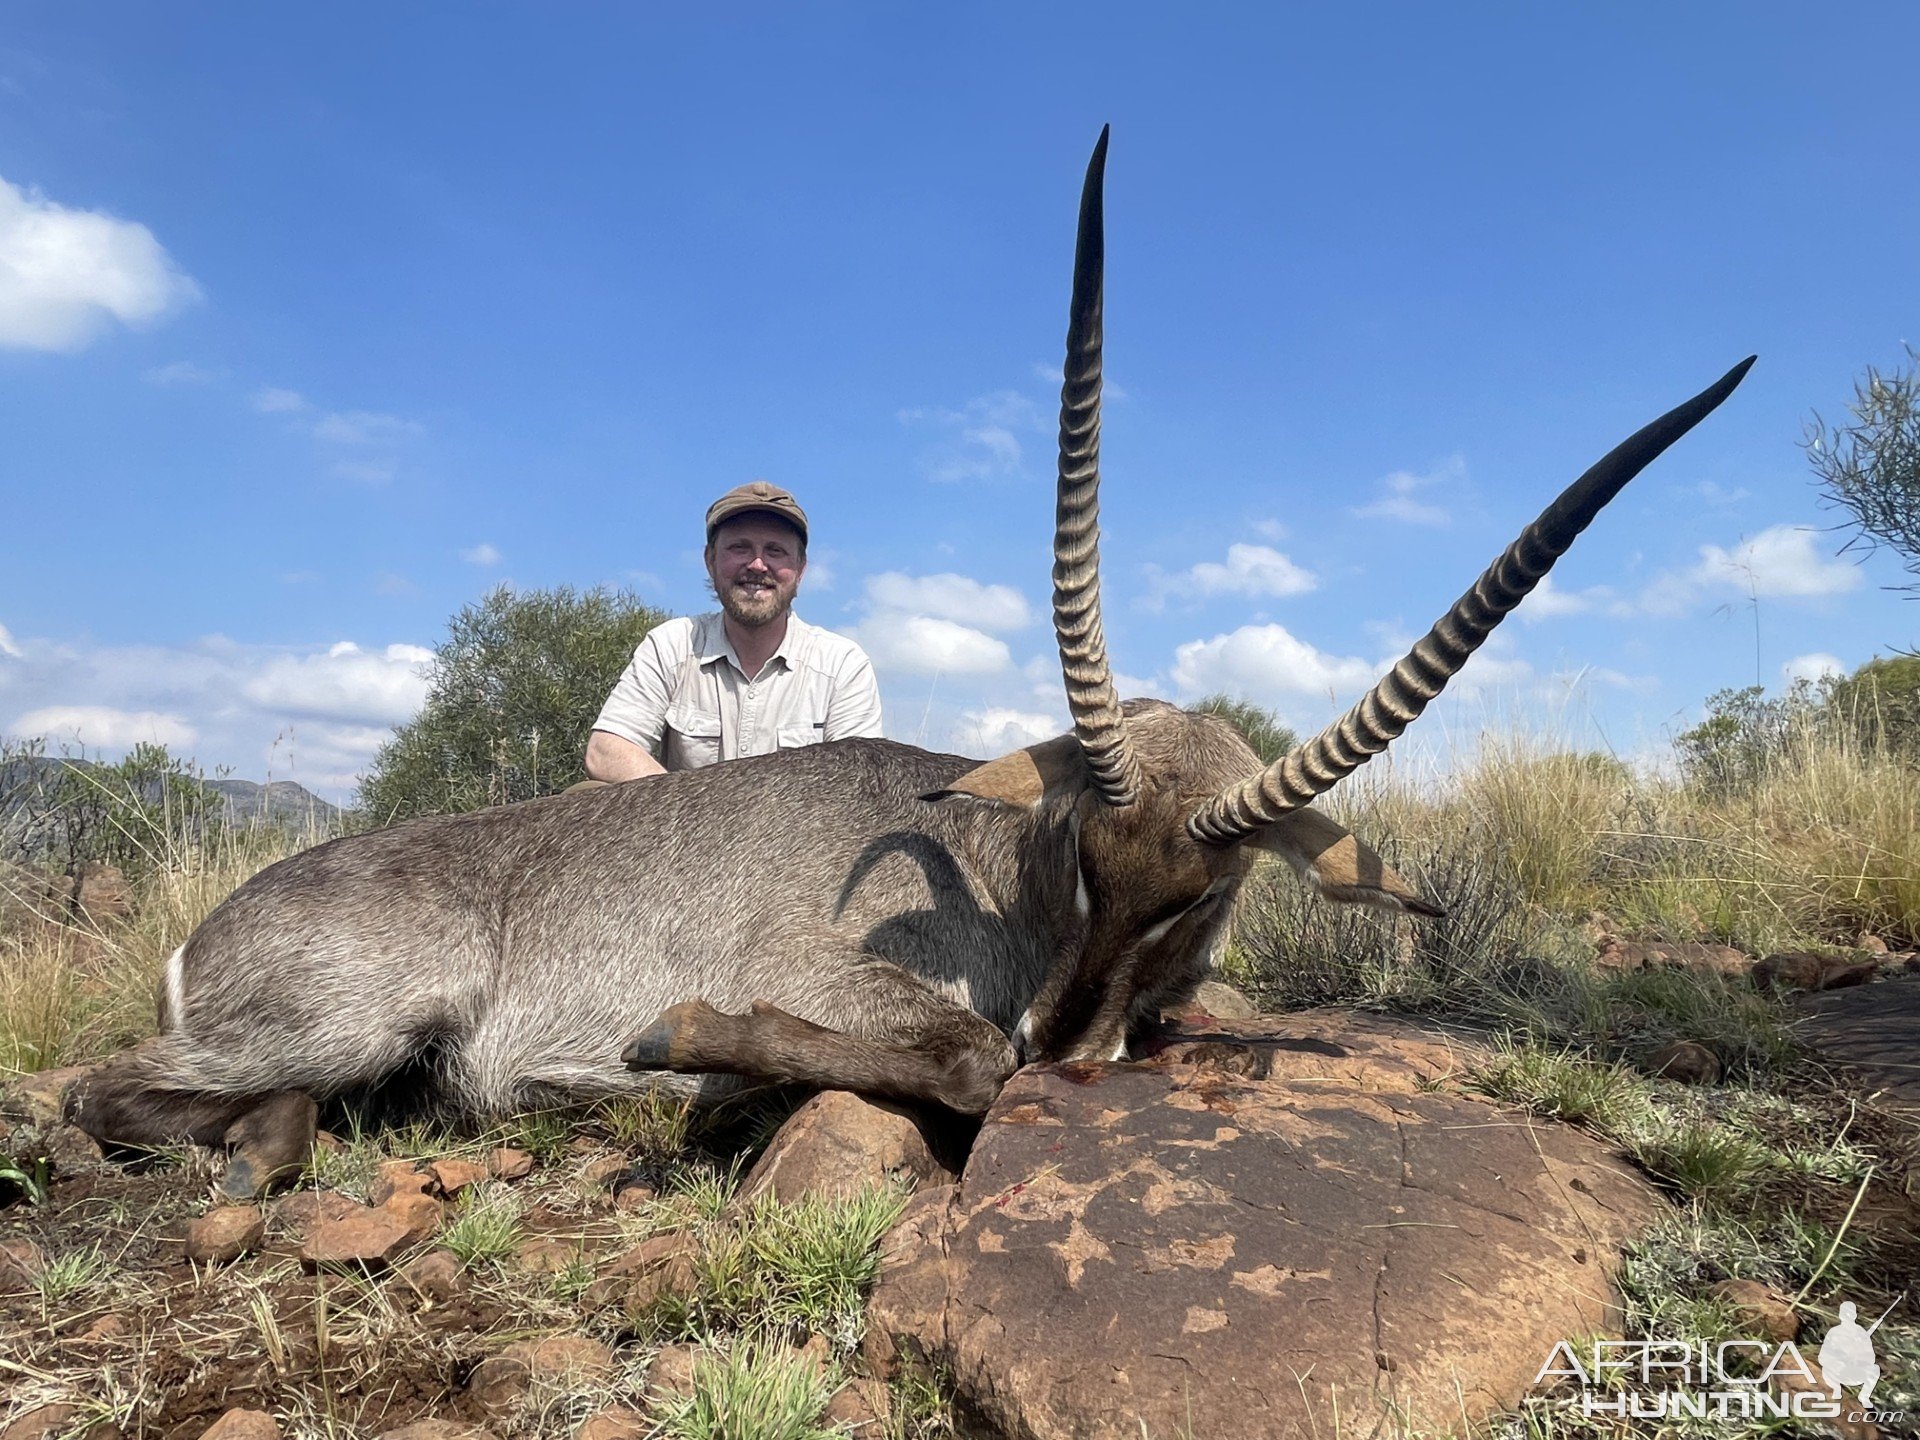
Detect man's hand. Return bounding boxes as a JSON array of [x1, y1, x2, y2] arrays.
[[585, 730, 668, 782]]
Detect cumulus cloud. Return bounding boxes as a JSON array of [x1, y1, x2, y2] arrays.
[[10, 706, 197, 751], [1783, 652, 1845, 686], [251, 386, 310, 413], [950, 708, 1062, 756], [0, 175, 200, 351], [240, 642, 433, 726], [850, 613, 1011, 676], [462, 543, 503, 567], [0, 630, 435, 800], [1350, 456, 1461, 527], [1518, 573, 1614, 622], [0, 621, 21, 658], [864, 573, 1030, 631], [1170, 624, 1377, 703], [898, 390, 1046, 483], [1639, 524, 1864, 616], [1145, 543, 1317, 611]]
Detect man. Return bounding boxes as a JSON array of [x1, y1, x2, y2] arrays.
[[584, 481, 883, 780]]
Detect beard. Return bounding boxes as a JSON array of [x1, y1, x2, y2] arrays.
[[715, 574, 795, 629]]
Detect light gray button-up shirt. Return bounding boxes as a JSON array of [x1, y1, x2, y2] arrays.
[[593, 612, 883, 771]]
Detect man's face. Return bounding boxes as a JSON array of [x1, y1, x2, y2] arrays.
[[705, 515, 805, 630]]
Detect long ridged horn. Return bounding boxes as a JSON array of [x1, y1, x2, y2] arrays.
[[1054, 126, 1141, 808], [1188, 356, 1757, 844]]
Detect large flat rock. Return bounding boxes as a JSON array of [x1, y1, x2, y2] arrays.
[[868, 1012, 1660, 1440], [1797, 976, 1920, 1121]]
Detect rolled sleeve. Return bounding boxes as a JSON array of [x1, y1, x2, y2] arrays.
[[824, 649, 884, 741], [593, 623, 684, 758]]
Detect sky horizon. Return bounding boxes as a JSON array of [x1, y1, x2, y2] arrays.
[[3, 5, 1916, 802]]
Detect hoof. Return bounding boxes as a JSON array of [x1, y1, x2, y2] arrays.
[[621, 1018, 678, 1071], [219, 1155, 266, 1201]]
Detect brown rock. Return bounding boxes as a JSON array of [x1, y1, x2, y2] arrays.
[[4, 1064, 94, 1127], [1753, 951, 1876, 992], [1858, 933, 1890, 955], [865, 1008, 1659, 1440], [369, 1160, 435, 1205], [382, 1191, 445, 1245], [1597, 939, 1750, 977], [822, 1378, 891, 1433], [186, 1206, 267, 1264], [510, 1237, 582, 1275], [579, 1154, 630, 1189], [81, 1313, 127, 1340], [487, 1147, 535, 1180], [645, 1343, 700, 1399], [1645, 1040, 1722, 1086], [377, 1425, 493, 1440], [428, 1157, 490, 1196], [734, 1089, 955, 1208], [198, 1410, 280, 1440], [1135, 1008, 1483, 1088], [1162, 978, 1260, 1021], [574, 1410, 646, 1440], [1796, 976, 1920, 1119], [398, 1249, 470, 1305], [586, 1231, 698, 1310], [467, 1353, 533, 1415], [612, 1182, 656, 1213], [1, 1405, 76, 1440], [1710, 1278, 1798, 1342], [1, 1236, 46, 1289], [273, 1189, 365, 1237], [312, 1130, 348, 1155], [301, 1207, 415, 1268]]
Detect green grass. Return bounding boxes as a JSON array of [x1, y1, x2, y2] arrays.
[[636, 1184, 911, 1351], [653, 1340, 839, 1440], [438, 1186, 526, 1267], [1468, 1043, 1654, 1132]]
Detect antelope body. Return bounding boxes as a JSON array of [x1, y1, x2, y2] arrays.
[[66, 131, 1752, 1198]]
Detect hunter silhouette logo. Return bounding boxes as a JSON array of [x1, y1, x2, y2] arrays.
[[1818, 1300, 1891, 1406]]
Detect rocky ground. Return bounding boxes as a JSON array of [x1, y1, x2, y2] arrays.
[[4, 956, 1919, 1440]]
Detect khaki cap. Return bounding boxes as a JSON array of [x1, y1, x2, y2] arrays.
[[705, 481, 809, 544]]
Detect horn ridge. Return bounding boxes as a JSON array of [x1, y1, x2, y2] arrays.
[[1053, 126, 1141, 807], [1188, 356, 1757, 845]]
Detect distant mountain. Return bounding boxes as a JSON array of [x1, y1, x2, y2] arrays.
[[0, 754, 343, 833]]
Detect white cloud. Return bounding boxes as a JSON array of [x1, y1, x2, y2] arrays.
[[1638, 524, 1864, 616], [1518, 573, 1614, 622], [313, 410, 424, 445], [462, 543, 503, 567], [0, 175, 200, 351], [10, 705, 197, 751], [1145, 543, 1317, 610], [1350, 456, 1461, 527], [0, 621, 21, 659], [240, 642, 433, 726], [1783, 652, 1845, 687], [864, 573, 1031, 631], [898, 390, 1046, 483], [144, 359, 219, 386], [850, 614, 1011, 676], [950, 708, 1062, 756], [1692, 525, 1862, 598], [251, 386, 310, 413], [0, 631, 435, 801], [1170, 624, 1377, 703]]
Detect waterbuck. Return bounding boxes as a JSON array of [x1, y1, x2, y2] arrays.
[[65, 131, 1752, 1198]]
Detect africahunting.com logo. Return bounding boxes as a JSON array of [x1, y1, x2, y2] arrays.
[[1530, 1300, 1905, 1426]]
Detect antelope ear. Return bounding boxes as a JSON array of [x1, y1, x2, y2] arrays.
[[1246, 808, 1445, 918], [922, 734, 1087, 810]]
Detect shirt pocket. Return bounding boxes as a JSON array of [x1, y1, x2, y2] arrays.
[[665, 704, 724, 770], [777, 721, 826, 750]]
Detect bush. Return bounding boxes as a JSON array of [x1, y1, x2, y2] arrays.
[[1, 739, 219, 881], [1190, 693, 1297, 764], [357, 585, 669, 822]]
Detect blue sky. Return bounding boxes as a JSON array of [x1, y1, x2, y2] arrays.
[[2, 5, 1916, 800]]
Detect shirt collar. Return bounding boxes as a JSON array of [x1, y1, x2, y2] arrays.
[[695, 611, 807, 674]]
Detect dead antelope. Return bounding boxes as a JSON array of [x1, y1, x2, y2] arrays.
[[66, 130, 1751, 1198]]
